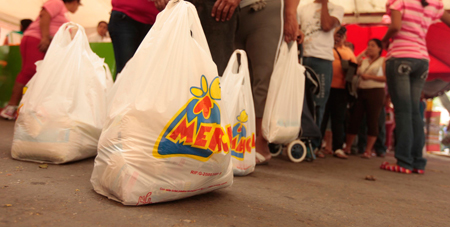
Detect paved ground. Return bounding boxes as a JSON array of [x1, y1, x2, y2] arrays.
[[1, 120, 450, 227]]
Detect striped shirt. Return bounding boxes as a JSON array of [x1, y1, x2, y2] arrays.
[[386, 0, 444, 60]]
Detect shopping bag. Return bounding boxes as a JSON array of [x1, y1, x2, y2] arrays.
[[262, 41, 305, 144], [11, 22, 113, 164], [221, 50, 256, 176], [90, 0, 233, 205]]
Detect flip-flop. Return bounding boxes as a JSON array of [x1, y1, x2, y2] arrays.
[[361, 152, 371, 159], [333, 149, 348, 159], [322, 148, 333, 155], [315, 149, 326, 158], [255, 152, 269, 165], [343, 149, 351, 155]]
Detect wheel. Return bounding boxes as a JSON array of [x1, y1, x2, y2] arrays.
[[268, 143, 282, 157], [287, 140, 307, 163]]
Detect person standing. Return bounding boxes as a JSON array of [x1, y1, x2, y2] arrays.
[[108, 0, 160, 75], [380, 0, 450, 174], [297, 0, 344, 153], [0, 0, 81, 120], [343, 39, 386, 159], [235, 0, 300, 164], [3, 19, 33, 45], [325, 26, 356, 159]]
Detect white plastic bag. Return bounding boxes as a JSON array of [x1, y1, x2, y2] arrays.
[[262, 42, 305, 144], [221, 50, 256, 176], [90, 0, 233, 205], [11, 22, 113, 164]]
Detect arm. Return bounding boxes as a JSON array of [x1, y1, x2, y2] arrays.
[[349, 52, 357, 64], [38, 9, 52, 53], [3, 36, 8, 45], [381, 9, 402, 50], [360, 74, 386, 82], [154, 0, 170, 11], [211, 0, 241, 22], [441, 11, 450, 28], [361, 62, 386, 82], [356, 48, 367, 65], [320, 1, 339, 32], [284, 0, 300, 42], [296, 24, 305, 44]]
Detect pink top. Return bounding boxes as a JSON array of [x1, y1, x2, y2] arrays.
[[24, 0, 69, 40], [386, 0, 445, 60], [112, 0, 159, 25]]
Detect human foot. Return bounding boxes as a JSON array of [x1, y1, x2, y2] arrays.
[[361, 152, 371, 159], [333, 149, 348, 159], [255, 135, 271, 165]]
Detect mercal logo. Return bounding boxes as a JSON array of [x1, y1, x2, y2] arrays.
[[231, 110, 255, 160], [153, 75, 232, 162]]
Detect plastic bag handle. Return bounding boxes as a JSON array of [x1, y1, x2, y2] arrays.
[[49, 22, 90, 53], [103, 63, 113, 83], [143, 0, 211, 56], [222, 49, 248, 85], [187, 4, 211, 56]]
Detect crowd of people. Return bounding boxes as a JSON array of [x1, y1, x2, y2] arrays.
[[1, 0, 450, 175], [313, 0, 450, 175]]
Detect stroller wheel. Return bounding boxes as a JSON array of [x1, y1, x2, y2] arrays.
[[268, 143, 283, 157], [287, 140, 307, 163]]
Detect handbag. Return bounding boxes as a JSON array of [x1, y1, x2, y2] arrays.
[[334, 47, 358, 98]]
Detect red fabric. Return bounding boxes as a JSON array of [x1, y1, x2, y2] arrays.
[[346, 24, 388, 57], [427, 23, 450, 67], [346, 23, 450, 82], [112, 0, 159, 24], [16, 36, 45, 85]]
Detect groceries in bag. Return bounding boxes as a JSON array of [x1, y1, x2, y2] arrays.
[[11, 23, 113, 164], [90, 0, 233, 205]]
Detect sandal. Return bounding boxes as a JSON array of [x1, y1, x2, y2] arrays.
[[321, 148, 333, 155], [333, 149, 348, 159], [255, 152, 269, 165], [343, 149, 351, 155], [380, 162, 412, 174], [315, 148, 326, 158], [361, 152, 371, 159]]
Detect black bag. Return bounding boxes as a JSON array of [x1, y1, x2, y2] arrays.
[[334, 48, 358, 98]]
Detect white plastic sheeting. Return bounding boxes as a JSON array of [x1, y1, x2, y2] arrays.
[[0, 0, 111, 32]]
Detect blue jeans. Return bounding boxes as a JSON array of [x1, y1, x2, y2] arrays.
[[108, 10, 153, 76], [386, 58, 429, 170], [303, 57, 333, 149]]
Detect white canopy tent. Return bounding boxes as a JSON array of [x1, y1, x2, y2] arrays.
[[0, 0, 449, 41], [0, 0, 112, 41], [300, 0, 450, 24]]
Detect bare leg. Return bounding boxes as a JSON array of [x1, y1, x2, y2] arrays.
[[255, 117, 271, 163], [8, 82, 25, 106], [363, 135, 377, 158], [343, 133, 357, 154]]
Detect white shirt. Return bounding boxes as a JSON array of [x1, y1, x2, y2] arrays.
[[358, 57, 386, 89], [297, 2, 344, 61], [88, 33, 111, 43], [7, 31, 23, 45]]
